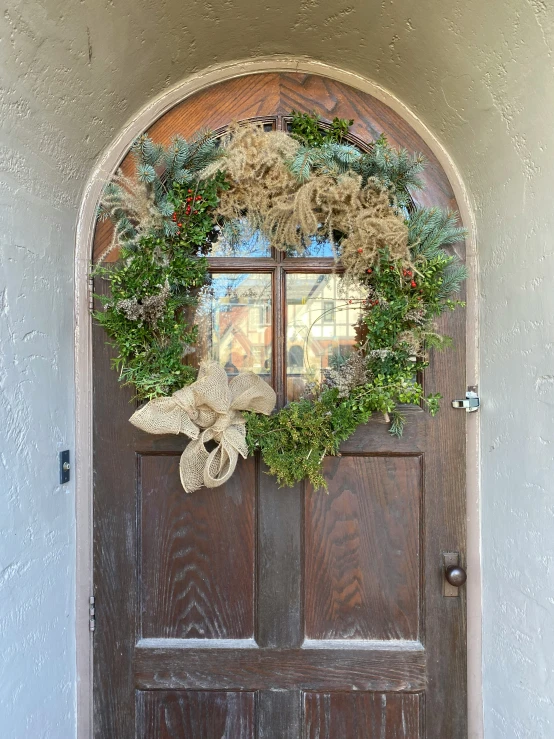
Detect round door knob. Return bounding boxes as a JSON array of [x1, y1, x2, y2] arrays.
[[445, 565, 467, 587]]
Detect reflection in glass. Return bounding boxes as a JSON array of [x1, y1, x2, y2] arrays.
[[196, 273, 272, 381], [286, 274, 363, 401], [209, 220, 271, 258], [286, 236, 335, 258]]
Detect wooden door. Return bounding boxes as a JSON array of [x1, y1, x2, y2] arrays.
[[93, 74, 467, 738]]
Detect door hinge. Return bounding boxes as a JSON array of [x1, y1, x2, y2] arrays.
[[88, 273, 94, 313], [451, 386, 480, 413], [89, 596, 96, 632]]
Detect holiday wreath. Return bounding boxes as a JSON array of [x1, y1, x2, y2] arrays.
[[94, 112, 467, 492]]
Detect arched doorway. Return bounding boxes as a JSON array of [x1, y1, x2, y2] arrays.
[[90, 72, 467, 738]]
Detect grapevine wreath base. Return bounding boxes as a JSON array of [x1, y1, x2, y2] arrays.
[[94, 112, 466, 492]]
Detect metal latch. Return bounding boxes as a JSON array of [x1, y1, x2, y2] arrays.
[[59, 450, 70, 484], [451, 388, 480, 413]]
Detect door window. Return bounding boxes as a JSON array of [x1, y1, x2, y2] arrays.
[[196, 119, 366, 406]]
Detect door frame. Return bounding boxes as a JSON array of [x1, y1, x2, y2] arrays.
[[75, 56, 482, 739]]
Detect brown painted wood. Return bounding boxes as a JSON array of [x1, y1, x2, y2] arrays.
[[257, 467, 303, 648], [305, 454, 422, 641], [258, 690, 302, 739], [93, 72, 467, 739], [304, 691, 422, 739], [134, 642, 426, 691], [139, 452, 255, 639], [137, 690, 255, 739], [92, 279, 137, 738]]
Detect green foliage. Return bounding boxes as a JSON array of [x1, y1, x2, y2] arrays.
[[97, 131, 222, 251], [352, 135, 425, 208], [287, 112, 424, 208], [289, 110, 354, 145], [95, 113, 468, 491], [287, 111, 360, 182], [246, 388, 369, 491], [246, 203, 467, 489], [93, 173, 226, 400], [288, 141, 362, 182]]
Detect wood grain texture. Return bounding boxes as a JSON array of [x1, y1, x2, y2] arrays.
[[92, 280, 138, 738], [418, 289, 467, 738], [137, 690, 255, 739], [304, 691, 421, 739], [135, 643, 426, 691], [139, 453, 255, 639], [257, 466, 303, 648], [257, 690, 301, 739], [93, 72, 467, 737], [305, 455, 422, 641]]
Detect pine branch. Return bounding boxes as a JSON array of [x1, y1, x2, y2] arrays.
[[409, 207, 466, 257], [389, 409, 406, 437]]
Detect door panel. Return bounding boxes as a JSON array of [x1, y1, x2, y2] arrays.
[[305, 454, 421, 641], [139, 453, 256, 639], [137, 690, 255, 738], [304, 691, 422, 739], [93, 73, 467, 738]]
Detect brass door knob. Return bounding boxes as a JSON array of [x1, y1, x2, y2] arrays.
[[445, 565, 467, 587]]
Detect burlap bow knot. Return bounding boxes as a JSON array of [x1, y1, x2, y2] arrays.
[[129, 361, 276, 493]]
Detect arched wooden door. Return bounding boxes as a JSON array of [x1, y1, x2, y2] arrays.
[[92, 73, 467, 738]]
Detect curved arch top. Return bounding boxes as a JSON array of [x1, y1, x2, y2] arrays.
[[75, 59, 480, 739], [92, 72, 460, 263]]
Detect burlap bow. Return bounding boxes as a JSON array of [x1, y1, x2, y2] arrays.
[[129, 361, 276, 493]]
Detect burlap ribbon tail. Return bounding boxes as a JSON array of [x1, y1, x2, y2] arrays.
[[129, 361, 276, 493]]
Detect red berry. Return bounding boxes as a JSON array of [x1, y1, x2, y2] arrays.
[[366, 268, 372, 274], [178, 222, 182, 227], [187, 189, 192, 193], [411, 280, 417, 288], [194, 210, 198, 214], [195, 196, 202, 201]]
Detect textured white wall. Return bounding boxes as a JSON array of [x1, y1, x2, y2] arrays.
[[1, 1, 553, 737]]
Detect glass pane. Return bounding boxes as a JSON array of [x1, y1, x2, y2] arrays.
[[286, 273, 363, 401], [209, 220, 271, 257], [196, 273, 272, 382], [286, 236, 335, 258]]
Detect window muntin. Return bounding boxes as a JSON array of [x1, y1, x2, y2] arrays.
[[196, 116, 369, 405]]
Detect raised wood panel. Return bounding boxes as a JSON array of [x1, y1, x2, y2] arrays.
[[304, 691, 421, 739], [139, 453, 256, 639], [304, 454, 422, 641], [136, 690, 255, 739]]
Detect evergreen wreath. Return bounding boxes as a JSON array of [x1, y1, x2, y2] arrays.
[[94, 112, 467, 491]]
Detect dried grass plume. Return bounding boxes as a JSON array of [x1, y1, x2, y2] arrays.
[[205, 123, 410, 270]]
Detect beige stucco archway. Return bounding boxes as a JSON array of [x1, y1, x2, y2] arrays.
[[75, 57, 481, 738]]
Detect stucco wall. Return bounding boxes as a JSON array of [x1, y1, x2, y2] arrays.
[[1, 1, 553, 737]]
